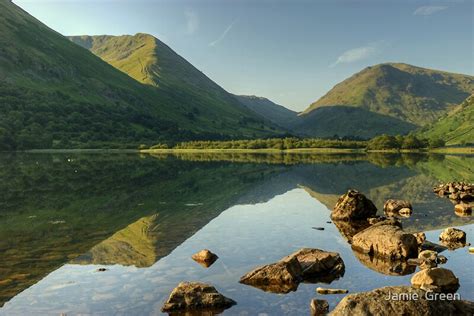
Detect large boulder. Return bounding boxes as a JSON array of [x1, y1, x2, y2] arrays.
[[411, 267, 460, 293], [161, 282, 236, 313], [330, 286, 474, 316], [331, 190, 377, 221], [351, 222, 418, 259], [280, 248, 345, 282], [239, 256, 302, 293]]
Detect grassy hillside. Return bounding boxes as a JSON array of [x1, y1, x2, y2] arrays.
[[233, 95, 298, 130], [418, 95, 474, 146], [302, 63, 473, 126], [292, 106, 417, 139], [68, 34, 281, 133], [0, 1, 279, 150]]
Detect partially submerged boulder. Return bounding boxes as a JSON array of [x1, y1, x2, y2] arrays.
[[331, 190, 377, 221], [280, 248, 345, 282], [351, 222, 418, 259], [439, 228, 467, 249], [161, 282, 236, 313], [411, 267, 460, 293], [192, 249, 219, 268], [239, 257, 302, 293], [330, 286, 474, 316]]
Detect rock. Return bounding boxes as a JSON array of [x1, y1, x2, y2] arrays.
[[469, 247, 474, 253], [330, 286, 474, 316], [351, 223, 418, 259], [239, 257, 302, 293], [411, 267, 460, 293], [280, 248, 345, 282], [384, 199, 412, 214], [367, 216, 387, 225], [191, 249, 219, 268], [316, 287, 348, 294], [331, 189, 377, 221], [454, 203, 472, 215], [413, 232, 426, 246], [437, 255, 448, 264], [161, 282, 236, 313], [312, 227, 325, 231], [96, 268, 108, 272], [418, 250, 438, 269], [439, 227, 466, 243], [354, 250, 416, 275], [398, 207, 412, 217], [310, 299, 329, 315], [448, 193, 460, 200]]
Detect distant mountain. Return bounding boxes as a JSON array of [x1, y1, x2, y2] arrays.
[[302, 63, 474, 126], [418, 95, 473, 146], [0, 1, 280, 150], [233, 95, 298, 130]]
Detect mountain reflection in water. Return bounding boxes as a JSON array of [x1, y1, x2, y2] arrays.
[[0, 152, 472, 314]]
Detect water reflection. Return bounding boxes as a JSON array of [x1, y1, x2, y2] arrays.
[[0, 152, 472, 314]]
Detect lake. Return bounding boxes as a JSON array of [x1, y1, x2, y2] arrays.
[[0, 152, 472, 315]]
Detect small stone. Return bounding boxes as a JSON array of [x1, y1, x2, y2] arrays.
[[310, 299, 329, 315], [411, 267, 459, 293], [398, 208, 412, 217], [316, 287, 348, 294], [312, 227, 325, 231], [413, 232, 426, 246], [418, 250, 438, 269], [437, 255, 448, 264], [191, 249, 218, 267], [96, 268, 108, 272], [383, 199, 412, 214], [469, 248, 474, 253], [454, 203, 472, 215]]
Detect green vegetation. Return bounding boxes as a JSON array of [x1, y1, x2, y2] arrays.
[[0, 2, 280, 150], [302, 63, 474, 125], [366, 134, 429, 150], [417, 95, 474, 146], [171, 138, 367, 150]]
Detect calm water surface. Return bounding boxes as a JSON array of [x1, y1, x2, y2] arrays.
[[0, 153, 472, 315]]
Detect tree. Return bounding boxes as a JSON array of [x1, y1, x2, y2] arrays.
[[428, 138, 445, 148]]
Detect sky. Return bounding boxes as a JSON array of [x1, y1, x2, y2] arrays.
[[14, 0, 474, 111]]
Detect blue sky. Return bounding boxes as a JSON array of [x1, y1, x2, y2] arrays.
[[15, 0, 473, 111]]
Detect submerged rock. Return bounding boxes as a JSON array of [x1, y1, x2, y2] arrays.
[[280, 248, 345, 282], [411, 267, 460, 293], [330, 286, 474, 316], [239, 257, 302, 294], [384, 199, 412, 215], [331, 190, 377, 221], [310, 299, 329, 315], [191, 249, 219, 268], [351, 222, 418, 259], [161, 282, 236, 313]]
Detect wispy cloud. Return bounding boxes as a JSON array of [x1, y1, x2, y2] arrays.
[[184, 8, 199, 34], [413, 6, 448, 16], [209, 20, 236, 47], [330, 41, 385, 67]]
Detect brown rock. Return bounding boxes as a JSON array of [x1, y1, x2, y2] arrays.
[[384, 199, 412, 214], [454, 203, 472, 215], [331, 190, 377, 221], [398, 208, 412, 217], [354, 250, 416, 275], [280, 248, 345, 282], [192, 249, 218, 268], [413, 232, 426, 246], [418, 250, 438, 270], [239, 256, 302, 293], [330, 286, 474, 316], [351, 224, 418, 259], [311, 299, 329, 315], [161, 282, 236, 313], [411, 267, 460, 293], [439, 227, 466, 243], [316, 287, 348, 294]]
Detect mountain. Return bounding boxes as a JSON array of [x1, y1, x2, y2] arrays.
[[233, 95, 298, 130], [0, 1, 279, 150], [418, 95, 474, 146], [292, 106, 417, 139], [302, 63, 474, 126]]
